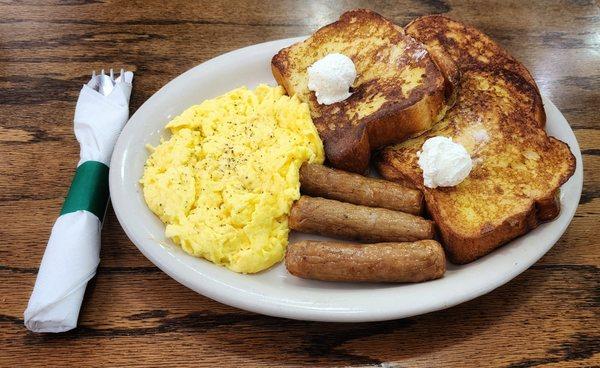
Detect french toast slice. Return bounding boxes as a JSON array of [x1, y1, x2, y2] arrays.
[[377, 16, 576, 264], [404, 15, 546, 127], [271, 9, 453, 173]]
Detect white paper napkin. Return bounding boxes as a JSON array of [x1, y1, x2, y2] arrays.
[[24, 72, 133, 332]]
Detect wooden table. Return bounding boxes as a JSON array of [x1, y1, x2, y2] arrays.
[[1, 1, 598, 366]]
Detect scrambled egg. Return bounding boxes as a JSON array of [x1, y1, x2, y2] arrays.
[[141, 85, 324, 273]]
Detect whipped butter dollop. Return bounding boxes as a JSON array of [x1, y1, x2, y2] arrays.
[[307, 53, 356, 105], [417, 136, 473, 188]]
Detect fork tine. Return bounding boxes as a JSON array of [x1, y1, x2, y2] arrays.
[[101, 69, 105, 76], [109, 68, 114, 81], [92, 70, 96, 77]]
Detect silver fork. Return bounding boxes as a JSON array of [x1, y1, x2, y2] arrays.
[[89, 68, 126, 96]]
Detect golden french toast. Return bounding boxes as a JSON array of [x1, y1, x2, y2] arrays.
[[272, 9, 454, 173], [377, 15, 576, 264]]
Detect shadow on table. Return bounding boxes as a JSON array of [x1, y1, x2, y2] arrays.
[[182, 269, 544, 366], [20, 263, 549, 366]]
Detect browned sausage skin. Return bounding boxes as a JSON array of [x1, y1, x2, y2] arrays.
[[285, 240, 446, 282], [299, 163, 423, 215], [289, 196, 434, 242]]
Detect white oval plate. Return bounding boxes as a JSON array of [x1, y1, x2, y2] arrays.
[[110, 37, 583, 322]]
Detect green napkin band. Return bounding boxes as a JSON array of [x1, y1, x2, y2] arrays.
[[60, 161, 110, 220]]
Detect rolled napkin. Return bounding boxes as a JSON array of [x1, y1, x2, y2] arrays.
[[24, 71, 134, 332]]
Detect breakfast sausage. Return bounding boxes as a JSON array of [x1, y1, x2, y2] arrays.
[[289, 196, 434, 242], [300, 163, 423, 215], [285, 240, 446, 282]]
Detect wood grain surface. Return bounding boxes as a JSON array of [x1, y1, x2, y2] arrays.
[[1, 0, 599, 367]]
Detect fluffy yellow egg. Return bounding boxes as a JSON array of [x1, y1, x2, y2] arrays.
[[140, 85, 324, 273]]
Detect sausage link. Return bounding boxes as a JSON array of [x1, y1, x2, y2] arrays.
[[300, 163, 423, 214], [289, 196, 434, 242], [285, 240, 446, 282]]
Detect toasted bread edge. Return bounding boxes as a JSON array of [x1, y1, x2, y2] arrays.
[[326, 86, 449, 173]]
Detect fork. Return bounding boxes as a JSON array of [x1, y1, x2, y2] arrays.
[[90, 68, 126, 96]]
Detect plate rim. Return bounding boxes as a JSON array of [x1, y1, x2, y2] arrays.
[[109, 36, 584, 322]]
